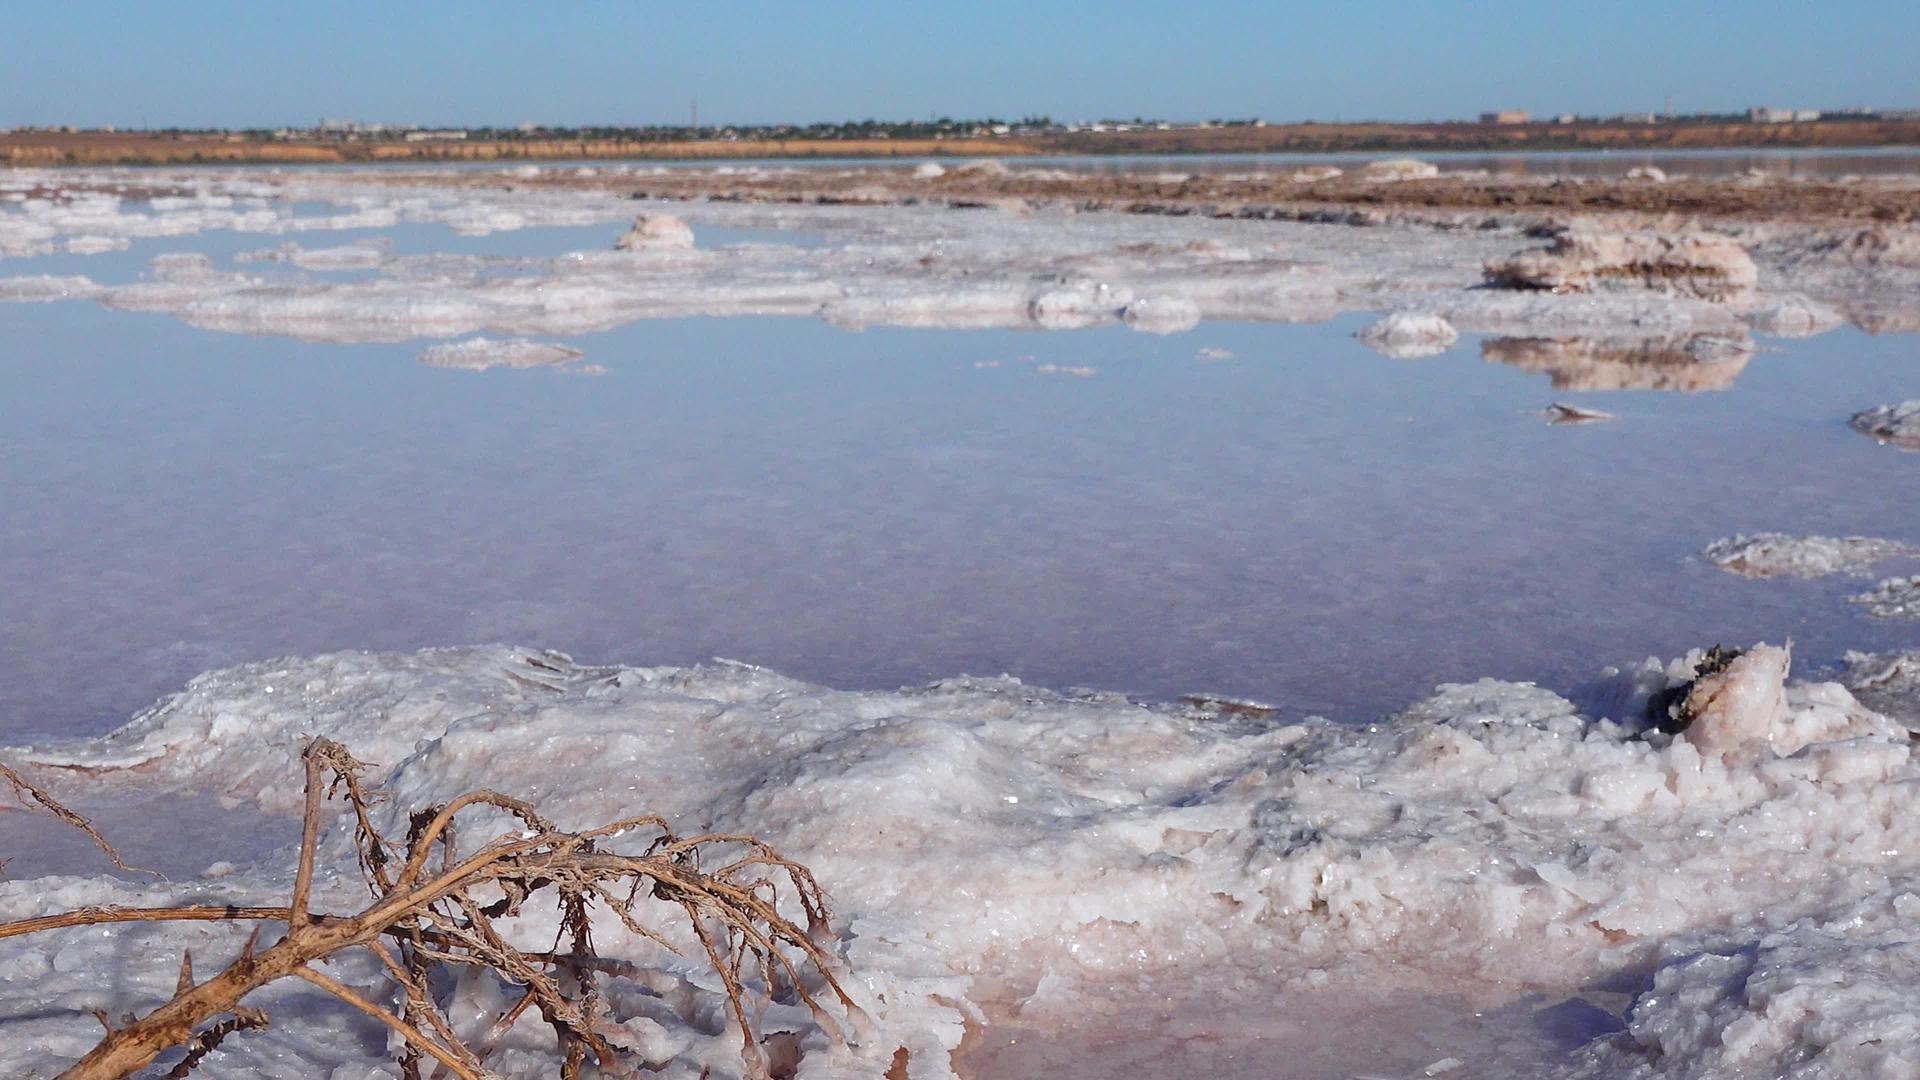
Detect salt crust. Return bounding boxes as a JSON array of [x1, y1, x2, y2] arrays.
[[2, 642, 1916, 1077], [2, 167, 1914, 349], [1702, 532, 1913, 578]]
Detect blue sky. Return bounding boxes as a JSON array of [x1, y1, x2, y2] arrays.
[[2, 1, 1914, 128]]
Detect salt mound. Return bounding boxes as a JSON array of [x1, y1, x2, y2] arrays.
[[1746, 294, 1843, 337], [1486, 232, 1758, 301], [7, 640, 1919, 1076], [1851, 575, 1920, 620], [1289, 165, 1343, 182], [1840, 649, 1920, 729], [951, 159, 1010, 178], [614, 213, 695, 251], [1849, 400, 1920, 449], [1360, 158, 1440, 182], [1355, 311, 1460, 358], [1702, 532, 1913, 578], [0, 274, 102, 302], [1120, 295, 1201, 333], [1623, 166, 1668, 183], [417, 336, 588, 371], [911, 162, 947, 180]]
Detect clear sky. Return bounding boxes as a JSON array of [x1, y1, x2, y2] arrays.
[[2, 0, 1914, 129]]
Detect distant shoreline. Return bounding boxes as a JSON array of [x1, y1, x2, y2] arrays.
[[7, 118, 1920, 167]]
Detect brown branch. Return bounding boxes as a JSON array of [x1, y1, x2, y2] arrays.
[[0, 761, 141, 873], [292, 966, 486, 1080], [0, 738, 859, 1080]]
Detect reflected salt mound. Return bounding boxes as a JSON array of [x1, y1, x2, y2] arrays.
[[417, 337, 591, 373], [1542, 402, 1615, 425], [1482, 332, 1755, 391], [235, 239, 391, 271]]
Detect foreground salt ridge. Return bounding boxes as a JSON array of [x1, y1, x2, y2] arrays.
[[3, 643, 1917, 1077], [1, 167, 1917, 355]]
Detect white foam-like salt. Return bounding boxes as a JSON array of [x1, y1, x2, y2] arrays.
[[2, 641, 1916, 1076]]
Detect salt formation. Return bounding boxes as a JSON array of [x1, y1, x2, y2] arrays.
[[1289, 165, 1343, 182], [1543, 402, 1615, 424], [1119, 295, 1201, 333], [1841, 649, 1920, 730], [911, 162, 948, 180], [0, 273, 101, 301], [1360, 158, 1441, 181], [1482, 333, 1754, 392], [950, 159, 1010, 178], [417, 336, 589, 372], [1849, 400, 1920, 449], [614, 213, 696, 250], [3, 639, 1918, 1077], [2, 166, 1906, 350], [1851, 575, 1920, 620], [1745, 294, 1843, 337], [1702, 532, 1914, 578], [1486, 232, 1758, 301], [1623, 166, 1667, 183], [1354, 311, 1460, 357]]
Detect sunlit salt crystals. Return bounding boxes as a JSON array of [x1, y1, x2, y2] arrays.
[[1702, 532, 1914, 578], [6, 640, 1918, 1075], [1354, 311, 1459, 358], [1849, 399, 1920, 450]]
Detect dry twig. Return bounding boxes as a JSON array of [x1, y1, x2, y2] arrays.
[[0, 738, 861, 1079]]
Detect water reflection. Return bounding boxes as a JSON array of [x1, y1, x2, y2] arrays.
[[1482, 332, 1756, 392]]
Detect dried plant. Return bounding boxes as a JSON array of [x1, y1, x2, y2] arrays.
[[0, 739, 863, 1079]]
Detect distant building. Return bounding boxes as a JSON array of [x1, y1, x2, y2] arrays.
[[1555, 113, 1579, 124], [1479, 110, 1531, 125], [1611, 112, 1659, 124], [403, 130, 469, 142], [1749, 107, 1820, 123]]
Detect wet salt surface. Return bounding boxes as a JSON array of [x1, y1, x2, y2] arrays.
[[1015, 146, 1920, 179], [2, 269, 1916, 740]]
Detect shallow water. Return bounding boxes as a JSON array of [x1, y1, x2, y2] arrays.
[[2, 211, 1917, 740], [1015, 146, 1920, 179]]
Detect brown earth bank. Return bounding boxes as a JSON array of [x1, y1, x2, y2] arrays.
[[7, 118, 1920, 167], [418, 162, 1920, 228]]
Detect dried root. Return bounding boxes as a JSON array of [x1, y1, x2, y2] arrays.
[[0, 738, 860, 1079]]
